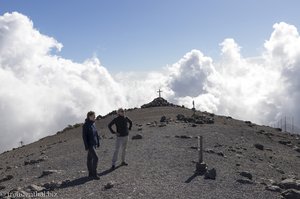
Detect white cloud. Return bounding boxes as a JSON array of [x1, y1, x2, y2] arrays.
[[167, 49, 217, 97], [166, 22, 300, 130], [0, 12, 300, 152], [0, 12, 126, 152]]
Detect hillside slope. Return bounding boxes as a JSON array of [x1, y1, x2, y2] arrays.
[[0, 104, 300, 199]]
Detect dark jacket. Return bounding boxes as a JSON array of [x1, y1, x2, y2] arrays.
[[108, 115, 132, 137], [82, 119, 100, 150]]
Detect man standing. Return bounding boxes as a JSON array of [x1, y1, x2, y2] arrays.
[[82, 111, 100, 180], [108, 108, 132, 170]]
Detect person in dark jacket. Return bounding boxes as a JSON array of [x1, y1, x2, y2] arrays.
[[82, 111, 100, 180], [108, 108, 132, 170]]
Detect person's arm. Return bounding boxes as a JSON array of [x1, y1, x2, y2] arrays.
[[108, 119, 116, 134], [96, 129, 100, 148], [82, 125, 89, 150], [127, 117, 133, 130]]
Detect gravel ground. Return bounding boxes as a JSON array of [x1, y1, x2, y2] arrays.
[[0, 106, 299, 199]]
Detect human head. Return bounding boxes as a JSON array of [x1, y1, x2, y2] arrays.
[[86, 111, 96, 122], [117, 108, 125, 116]]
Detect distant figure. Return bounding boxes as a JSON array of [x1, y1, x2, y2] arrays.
[[82, 111, 100, 180], [108, 108, 132, 170]]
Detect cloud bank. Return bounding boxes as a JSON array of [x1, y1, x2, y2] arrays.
[[0, 12, 300, 152]]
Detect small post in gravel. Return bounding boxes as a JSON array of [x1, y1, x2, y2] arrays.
[[196, 136, 207, 174]]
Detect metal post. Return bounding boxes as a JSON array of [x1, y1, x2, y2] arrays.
[[285, 116, 287, 132], [196, 136, 207, 174], [198, 136, 203, 163], [292, 117, 294, 133]]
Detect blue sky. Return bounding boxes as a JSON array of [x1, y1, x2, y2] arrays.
[[1, 0, 299, 72]]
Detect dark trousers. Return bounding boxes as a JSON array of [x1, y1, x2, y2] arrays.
[[87, 146, 98, 176]]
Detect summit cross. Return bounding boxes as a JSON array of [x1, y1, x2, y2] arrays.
[[157, 89, 163, 98]]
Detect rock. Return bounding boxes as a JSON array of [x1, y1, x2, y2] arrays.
[[160, 116, 167, 122], [24, 157, 46, 165], [0, 185, 5, 190], [279, 140, 292, 146], [254, 143, 264, 150], [176, 114, 185, 121], [196, 162, 207, 174], [281, 189, 300, 199], [40, 170, 61, 178], [216, 152, 226, 157], [205, 149, 215, 153], [132, 134, 143, 140], [0, 175, 13, 183], [294, 147, 300, 153], [176, 114, 214, 124], [239, 171, 253, 180], [206, 118, 215, 124], [192, 124, 197, 127], [265, 185, 281, 192], [237, 179, 254, 184], [138, 127, 143, 131], [175, 135, 193, 139], [158, 123, 167, 127], [279, 178, 300, 190], [195, 120, 204, 124], [276, 168, 285, 174], [204, 168, 216, 180], [104, 182, 114, 190], [204, 149, 225, 157], [141, 97, 178, 108], [259, 178, 276, 186], [214, 143, 223, 148], [265, 148, 273, 151], [265, 132, 274, 137], [257, 130, 265, 134], [27, 184, 44, 192]]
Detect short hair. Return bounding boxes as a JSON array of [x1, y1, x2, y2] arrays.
[[86, 111, 95, 119], [117, 108, 124, 114]]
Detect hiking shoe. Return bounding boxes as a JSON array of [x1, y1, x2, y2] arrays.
[[92, 175, 100, 180], [121, 162, 128, 166], [111, 165, 116, 170]]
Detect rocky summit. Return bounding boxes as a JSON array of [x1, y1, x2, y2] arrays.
[[0, 99, 300, 199], [141, 97, 179, 108]]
